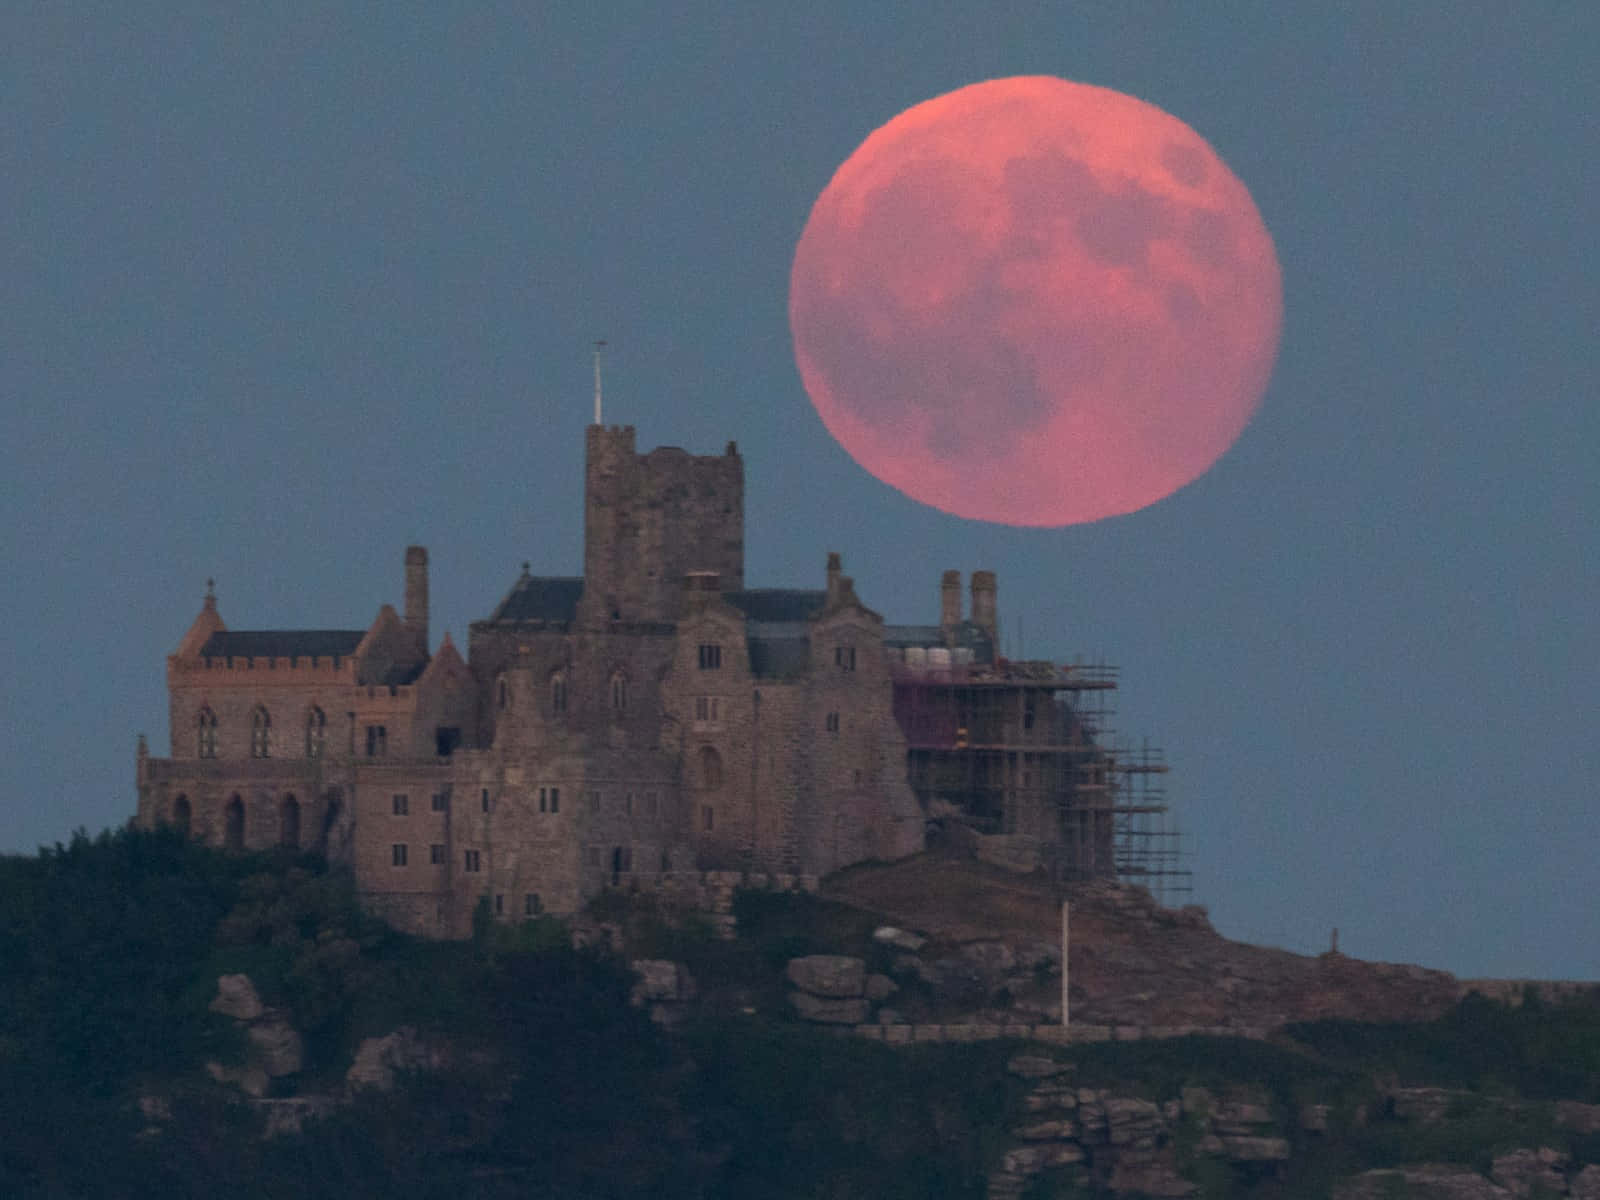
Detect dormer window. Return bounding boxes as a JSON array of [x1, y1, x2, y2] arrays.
[[197, 707, 218, 759], [305, 707, 326, 758], [550, 670, 568, 714], [250, 707, 272, 758]]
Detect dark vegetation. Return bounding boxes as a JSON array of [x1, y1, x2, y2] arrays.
[[2, 827, 1598, 1198]]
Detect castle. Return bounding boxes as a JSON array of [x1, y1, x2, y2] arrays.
[[136, 424, 1169, 937]]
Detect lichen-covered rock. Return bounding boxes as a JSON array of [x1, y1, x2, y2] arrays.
[[247, 1017, 304, 1078], [785, 955, 865, 998], [1489, 1148, 1569, 1199], [631, 959, 696, 1004], [1001, 1143, 1086, 1175], [347, 1027, 439, 1092], [872, 926, 926, 953], [1008, 1054, 1071, 1079], [788, 991, 869, 1024], [1335, 1165, 1511, 1200], [209, 973, 265, 1022], [1013, 1118, 1078, 1141], [1571, 1164, 1600, 1200], [1022, 1081, 1079, 1113], [864, 973, 898, 1002]]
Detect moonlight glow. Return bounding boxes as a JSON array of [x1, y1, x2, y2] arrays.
[[789, 76, 1283, 526]]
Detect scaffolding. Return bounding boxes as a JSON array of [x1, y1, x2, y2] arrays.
[[893, 658, 1192, 905]]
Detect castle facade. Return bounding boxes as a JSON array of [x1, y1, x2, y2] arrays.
[[136, 425, 1124, 937]]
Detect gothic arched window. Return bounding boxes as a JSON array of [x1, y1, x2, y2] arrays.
[[496, 675, 509, 711], [224, 795, 245, 851], [698, 745, 723, 792], [171, 794, 191, 835], [550, 671, 568, 715], [197, 707, 218, 759], [305, 707, 326, 759], [250, 707, 272, 758], [280, 795, 301, 850], [610, 670, 628, 712]]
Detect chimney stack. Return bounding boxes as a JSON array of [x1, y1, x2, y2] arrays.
[[970, 570, 998, 644], [825, 552, 842, 606], [404, 546, 429, 647], [940, 570, 962, 632]]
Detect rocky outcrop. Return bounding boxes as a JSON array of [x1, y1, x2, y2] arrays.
[[987, 1060, 1290, 1198], [346, 1027, 443, 1093], [204, 974, 303, 1095], [1335, 1165, 1513, 1199], [785, 955, 865, 998]]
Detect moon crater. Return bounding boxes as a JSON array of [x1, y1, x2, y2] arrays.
[[789, 76, 1282, 527]]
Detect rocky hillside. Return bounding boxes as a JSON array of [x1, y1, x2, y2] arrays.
[[823, 850, 1468, 1031]]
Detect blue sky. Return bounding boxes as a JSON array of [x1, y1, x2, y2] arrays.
[[4, 5, 1595, 978]]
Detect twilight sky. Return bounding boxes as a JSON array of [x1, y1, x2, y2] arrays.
[[3, 6, 1595, 979]]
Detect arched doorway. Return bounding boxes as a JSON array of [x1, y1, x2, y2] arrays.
[[171, 794, 191, 836], [280, 795, 300, 850], [224, 795, 245, 851]]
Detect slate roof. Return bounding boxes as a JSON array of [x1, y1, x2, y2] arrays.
[[200, 630, 365, 659], [724, 589, 826, 623], [488, 576, 584, 623]]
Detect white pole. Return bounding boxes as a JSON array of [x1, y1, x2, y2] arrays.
[[593, 339, 606, 425], [1061, 899, 1070, 1028]]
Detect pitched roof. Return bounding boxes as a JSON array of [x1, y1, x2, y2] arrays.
[[488, 575, 584, 623], [199, 630, 365, 659], [724, 589, 826, 622]]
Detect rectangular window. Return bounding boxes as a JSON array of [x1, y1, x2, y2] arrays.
[[429, 843, 445, 865], [698, 643, 722, 670], [366, 725, 387, 757], [463, 849, 481, 873], [524, 893, 541, 917], [391, 843, 408, 867], [431, 791, 449, 812], [481, 788, 490, 813], [702, 805, 714, 832], [825, 711, 840, 733], [494, 893, 504, 916], [694, 695, 721, 729], [392, 793, 409, 816], [588, 790, 601, 812], [835, 645, 856, 671], [550, 787, 559, 814]]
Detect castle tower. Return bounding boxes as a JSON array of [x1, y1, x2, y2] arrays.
[[582, 424, 744, 623]]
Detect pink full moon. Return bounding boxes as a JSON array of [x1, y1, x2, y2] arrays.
[[788, 76, 1282, 526]]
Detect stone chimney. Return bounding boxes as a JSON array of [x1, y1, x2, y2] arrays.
[[404, 546, 429, 646], [970, 570, 998, 644], [825, 552, 842, 606], [940, 570, 962, 632]]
